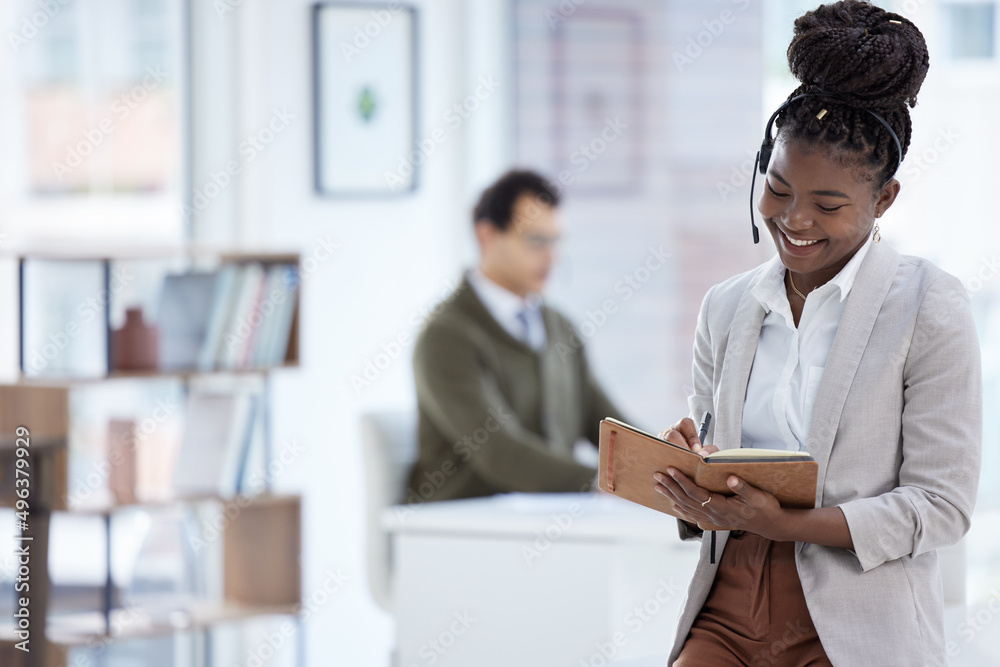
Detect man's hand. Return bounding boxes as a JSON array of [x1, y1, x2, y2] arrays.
[[653, 468, 785, 539]]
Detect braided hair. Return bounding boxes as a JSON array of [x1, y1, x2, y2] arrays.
[[775, 0, 929, 188]]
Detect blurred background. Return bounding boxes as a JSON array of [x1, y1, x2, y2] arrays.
[[0, 0, 997, 665]]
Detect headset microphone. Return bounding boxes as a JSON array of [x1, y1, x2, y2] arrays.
[[750, 150, 762, 244], [749, 93, 903, 244]]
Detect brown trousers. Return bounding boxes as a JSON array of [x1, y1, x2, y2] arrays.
[[674, 531, 833, 667]]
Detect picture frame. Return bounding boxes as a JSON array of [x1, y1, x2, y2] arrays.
[[312, 2, 419, 197]]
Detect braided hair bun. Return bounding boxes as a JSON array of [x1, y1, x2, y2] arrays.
[[776, 0, 929, 184]]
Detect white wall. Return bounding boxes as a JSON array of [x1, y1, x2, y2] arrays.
[[189, 0, 512, 664]]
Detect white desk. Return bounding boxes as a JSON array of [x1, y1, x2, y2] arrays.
[[384, 493, 699, 667]]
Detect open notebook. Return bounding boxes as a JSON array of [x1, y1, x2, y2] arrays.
[[598, 418, 818, 531]]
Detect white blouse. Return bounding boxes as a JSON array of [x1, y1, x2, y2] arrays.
[[742, 237, 873, 450]]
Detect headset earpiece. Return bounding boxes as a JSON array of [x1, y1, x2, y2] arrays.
[[757, 144, 772, 175]]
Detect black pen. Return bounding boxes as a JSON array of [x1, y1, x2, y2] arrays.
[[698, 410, 716, 564], [698, 411, 712, 450]]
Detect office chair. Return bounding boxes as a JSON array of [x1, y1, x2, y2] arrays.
[[360, 410, 419, 613]]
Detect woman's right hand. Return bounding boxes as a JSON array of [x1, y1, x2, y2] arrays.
[[658, 417, 719, 458]]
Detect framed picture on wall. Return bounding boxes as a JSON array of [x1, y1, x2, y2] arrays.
[[312, 2, 419, 196]]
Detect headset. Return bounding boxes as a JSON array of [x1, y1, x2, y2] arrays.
[[749, 93, 903, 244]]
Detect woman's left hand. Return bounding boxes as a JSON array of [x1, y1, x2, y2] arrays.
[[653, 468, 785, 540]]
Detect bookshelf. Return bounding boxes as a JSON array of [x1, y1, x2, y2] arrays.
[[0, 247, 303, 667]]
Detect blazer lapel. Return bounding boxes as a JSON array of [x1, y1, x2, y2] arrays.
[[701, 270, 771, 567], [806, 241, 900, 502], [715, 272, 770, 451]]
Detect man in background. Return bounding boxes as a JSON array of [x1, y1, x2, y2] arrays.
[[406, 169, 624, 503]]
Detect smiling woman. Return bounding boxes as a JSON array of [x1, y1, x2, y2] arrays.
[[654, 2, 982, 666], [754, 0, 930, 322], [759, 140, 900, 325]]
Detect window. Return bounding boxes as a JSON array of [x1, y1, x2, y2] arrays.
[[1, 0, 186, 244], [946, 2, 996, 59]]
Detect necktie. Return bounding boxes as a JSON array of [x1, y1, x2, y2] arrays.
[[515, 309, 532, 346]]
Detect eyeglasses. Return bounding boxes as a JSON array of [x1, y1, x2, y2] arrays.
[[520, 233, 561, 251]]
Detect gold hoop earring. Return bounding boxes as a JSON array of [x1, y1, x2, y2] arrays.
[[873, 223, 881, 243]]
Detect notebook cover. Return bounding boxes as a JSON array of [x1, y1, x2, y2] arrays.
[[597, 419, 818, 531]]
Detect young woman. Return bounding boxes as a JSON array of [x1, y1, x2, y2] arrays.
[[654, 2, 982, 665]]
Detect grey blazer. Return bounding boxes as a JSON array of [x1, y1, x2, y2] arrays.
[[667, 241, 982, 666]]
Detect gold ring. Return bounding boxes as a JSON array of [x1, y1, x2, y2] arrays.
[[701, 495, 712, 507]]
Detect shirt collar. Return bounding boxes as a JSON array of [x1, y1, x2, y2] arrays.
[[828, 234, 873, 301], [751, 235, 875, 313], [467, 268, 542, 320]]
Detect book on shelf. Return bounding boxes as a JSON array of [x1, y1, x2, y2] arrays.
[[220, 263, 265, 369], [18, 255, 299, 379], [172, 391, 258, 498], [107, 419, 138, 504], [251, 264, 299, 369], [157, 272, 219, 370], [159, 261, 299, 372], [598, 418, 818, 531]]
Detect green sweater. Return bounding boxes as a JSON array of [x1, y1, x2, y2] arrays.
[[406, 276, 623, 503]]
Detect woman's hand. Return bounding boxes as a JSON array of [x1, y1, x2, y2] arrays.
[[658, 417, 719, 457], [653, 468, 786, 539]]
